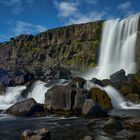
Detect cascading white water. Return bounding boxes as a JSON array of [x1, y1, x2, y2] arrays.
[[0, 86, 26, 109], [81, 13, 140, 109], [97, 14, 139, 79], [27, 80, 49, 104], [0, 81, 49, 110], [104, 86, 140, 109], [0, 79, 69, 110], [82, 13, 140, 80], [0, 14, 140, 111]]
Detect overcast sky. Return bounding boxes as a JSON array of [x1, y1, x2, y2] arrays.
[[0, 0, 140, 42]]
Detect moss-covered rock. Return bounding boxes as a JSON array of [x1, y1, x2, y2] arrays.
[[89, 87, 113, 110], [126, 93, 140, 103]]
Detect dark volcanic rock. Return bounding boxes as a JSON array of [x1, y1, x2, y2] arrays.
[[6, 98, 45, 117], [68, 77, 86, 88], [21, 128, 51, 140], [82, 99, 108, 117], [0, 21, 103, 85], [44, 85, 88, 115], [102, 118, 124, 134], [44, 85, 76, 113], [110, 69, 127, 82]]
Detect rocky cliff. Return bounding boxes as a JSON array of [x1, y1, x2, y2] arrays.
[[0, 21, 103, 85]]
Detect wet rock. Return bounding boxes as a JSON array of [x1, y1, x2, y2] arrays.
[[126, 93, 140, 103], [110, 69, 127, 82], [89, 87, 112, 110], [68, 77, 86, 88], [124, 118, 140, 130], [82, 99, 108, 117], [44, 85, 76, 114], [73, 89, 87, 111], [6, 98, 45, 117], [44, 85, 88, 115], [21, 128, 51, 140], [116, 130, 139, 140], [91, 78, 104, 86], [102, 118, 124, 134], [82, 99, 95, 116]]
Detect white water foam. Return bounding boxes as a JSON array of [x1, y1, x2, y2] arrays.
[[104, 86, 140, 109], [0, 86, 26, 110], [27, 80, 49, 104]]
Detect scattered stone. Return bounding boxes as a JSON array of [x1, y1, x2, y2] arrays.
[[124, 118, 140, 130], [21, 128, 51, 140], [102, 118, 124, 134]]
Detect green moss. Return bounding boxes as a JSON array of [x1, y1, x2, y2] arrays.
[[127, 93, 140, 103], [90, 87, 113, 110]]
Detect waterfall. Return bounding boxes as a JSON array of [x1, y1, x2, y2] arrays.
[[104, 86, 140, 109], [0, 79, 69, 110], [27, 80, 49, 104], [0, 86, 26, 109], [0, 81, 49, 110], [82, 13, 140, 80]]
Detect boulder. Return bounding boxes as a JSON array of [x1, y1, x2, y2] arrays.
[[110, 69, 127, 82], [44, 85, 76, 114], [73, 89, 87, 111], [21, 128, 51, 140], [124, 118, 140, 130], [44, 85, 88, 115], [68, 77, 86, 88], [89, 87, 112, 110], [82, 99, 108, 117], [91, 78, 104, 86], [6, 98, 45, 117], [82, 99, 95, 116], [102, 118, 124, 134]]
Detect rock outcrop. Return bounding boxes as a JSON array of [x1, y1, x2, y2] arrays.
[[0, 21, 103, 86]]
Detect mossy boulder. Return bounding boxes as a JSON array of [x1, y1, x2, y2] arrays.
[[89, 87, 112, 110], [126, 93, 140, 103]]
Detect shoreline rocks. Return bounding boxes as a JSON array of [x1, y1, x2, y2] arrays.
[[6, 98, 45, 117], [21, 128, 51, 140]]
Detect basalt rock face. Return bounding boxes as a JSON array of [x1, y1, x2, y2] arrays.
[[0, 21, 103, 85]]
